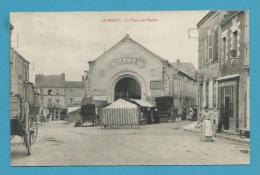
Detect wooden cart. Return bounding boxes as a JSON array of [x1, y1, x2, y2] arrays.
[[10, 93, 38, 155]]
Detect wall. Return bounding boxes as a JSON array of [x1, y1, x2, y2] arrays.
[[87, 36, 164, 103], [220, 11, 249, 130], [10, 49, 29, 99], [65, 87, 85, 107]]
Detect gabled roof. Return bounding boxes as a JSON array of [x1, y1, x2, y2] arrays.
[[197, 11, 217, 28], [35, 73, 65, 88], [170, 62, 197, 79], [92, 34, 167, 63], [11, 48, 30, 64], [65, 81, 84, 88]]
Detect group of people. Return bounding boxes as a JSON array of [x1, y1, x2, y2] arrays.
[[181, 105, 197, 121]]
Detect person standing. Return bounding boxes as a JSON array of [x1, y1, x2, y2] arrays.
[[200, 106, 214, 142], [217, 106, 225, 133]]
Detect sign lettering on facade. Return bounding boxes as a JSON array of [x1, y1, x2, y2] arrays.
[[109, 57, 146, 69]]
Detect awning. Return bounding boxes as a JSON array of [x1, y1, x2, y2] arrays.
[[216, 74, 240, 81], [129, 99, 154, 108], [67, 106, 81, 113]]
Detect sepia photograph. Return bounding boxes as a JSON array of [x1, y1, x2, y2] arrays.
[[10, 11, 250, 166]]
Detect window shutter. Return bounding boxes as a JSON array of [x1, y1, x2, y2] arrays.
[[213, 30, 218, 61]]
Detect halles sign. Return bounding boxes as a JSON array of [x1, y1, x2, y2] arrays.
[[109, 57, 146, 69]]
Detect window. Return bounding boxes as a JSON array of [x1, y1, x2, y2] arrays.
[[48, 98, 52, 107], [231, 31, 238, 58], [199, 39, 205, 67], [222, 37, 227, 61], [213, 30, 218, 62], [48, 89, 52, 95], [208, 34, 214, 61], [70, 89, 73, 92], [56, 99, 60, 107], [70, 98, 73, 104]]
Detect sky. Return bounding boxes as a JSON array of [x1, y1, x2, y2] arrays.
[[10, 11, 208, 82]]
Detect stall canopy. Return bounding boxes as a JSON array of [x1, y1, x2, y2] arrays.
[[129, 99, 154, 108], [67, 106, 81, 122], [101, 99, 139, 127], [68, 106, 81, 113]]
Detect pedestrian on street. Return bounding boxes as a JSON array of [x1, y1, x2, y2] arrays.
[[216, 106, 225, 133], [200, 106, 214, 142], [47, 114, 50, 122], [181, 105, 187, 120]]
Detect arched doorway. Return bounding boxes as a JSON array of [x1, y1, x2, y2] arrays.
[[114, 77, 141, 100]]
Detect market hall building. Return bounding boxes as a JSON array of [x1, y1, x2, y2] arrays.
[[84, 34, 197, 115]]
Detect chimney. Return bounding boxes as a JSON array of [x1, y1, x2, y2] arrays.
[[176, 59, 180, 64], [61, 73, 65, 80]]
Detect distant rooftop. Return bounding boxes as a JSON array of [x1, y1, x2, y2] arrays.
[[35, 73, 65, 88], [65, 81, 84, 88], [171, 59, 197, 79]]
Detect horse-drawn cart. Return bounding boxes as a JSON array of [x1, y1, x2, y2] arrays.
[[10, 94, 38, 155], [79, 104, 97, 126]]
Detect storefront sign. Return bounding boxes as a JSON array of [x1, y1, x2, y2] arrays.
[[150, 80, 162, 90], [109, 57, 146, 69]]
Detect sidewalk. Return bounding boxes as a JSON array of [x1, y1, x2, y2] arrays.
[[183, 122, 250, 145]]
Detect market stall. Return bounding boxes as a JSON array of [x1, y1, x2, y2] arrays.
[[100, 99, 139, 127]]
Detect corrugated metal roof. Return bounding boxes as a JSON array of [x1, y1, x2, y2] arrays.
[[105, 99, 137, 109]]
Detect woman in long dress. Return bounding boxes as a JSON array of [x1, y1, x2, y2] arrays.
[[200, 106, 214, 142]]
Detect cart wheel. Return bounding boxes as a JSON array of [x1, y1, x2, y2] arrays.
[[24, 133, 31, 155], [29, 117, 38, 145], [23, 101, 31, 155]]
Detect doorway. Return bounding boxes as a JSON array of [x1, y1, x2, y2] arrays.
[[114, 77, 141, 100]]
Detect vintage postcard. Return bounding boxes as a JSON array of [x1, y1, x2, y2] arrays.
[[9, 11, 250, 166]]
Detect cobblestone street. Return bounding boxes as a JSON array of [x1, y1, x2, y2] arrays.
[[11, 121, 250, 166]]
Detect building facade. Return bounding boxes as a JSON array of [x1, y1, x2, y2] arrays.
[[35, 73, 66, 119], [35, 73, 85, 119], [10, 48, 30, 99], [197, 11, 249, 132], [84, 34, 197, 114], [64, 81, 85, 107]]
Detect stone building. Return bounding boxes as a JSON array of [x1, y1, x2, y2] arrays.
[[10, 48, 30, 99], [35, 73, 85, 120], [64, 81, 85, 107], [35, 73, 66, 119], [197, 11, 249, 133], [84, 34, 197, 114]]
